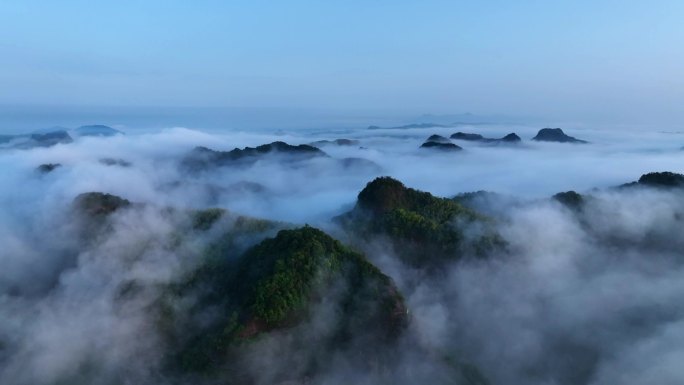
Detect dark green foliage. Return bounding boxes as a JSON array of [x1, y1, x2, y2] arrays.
[[357, 176, 413, 213], [36, 163, 61, 174], [182, 141, 328, 171], [236, 226, 402, 328], [159, 216, 287, 374], [191, 208, 226, 230], [356, 177, 480, 221], [236, 141, 324, 157], [243, 227, 345, 326], [179, 214, 283, 293], [501, 133, 521, 142], [427, 134, 451, 143], [236, 226, 407, 341], [71, 192, 134, 245], [451, 132, 521, 143], [165, 226, 407, 375], [618, 171, 684, 190], [532, 128, 587, 143], [453, 190, 500, 205], [451, 132, 485, 141], [451, 190, 515, 218], [553, 191, 584, 208], [340, 177, 505, 267], [310, 138, 360, 146], [637, 171, 684, 188], [420, 141, 463, 151], [73, 192, 130, 217]]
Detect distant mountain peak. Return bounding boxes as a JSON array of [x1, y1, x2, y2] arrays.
[[75, 125, 123, 137], [532, 128, 587, 143]]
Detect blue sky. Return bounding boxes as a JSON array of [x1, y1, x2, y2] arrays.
[[1, 1, 683, 123]]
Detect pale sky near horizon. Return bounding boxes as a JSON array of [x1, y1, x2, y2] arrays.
[[1, 1, 683, 124]]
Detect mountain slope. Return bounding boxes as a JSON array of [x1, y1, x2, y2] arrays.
[[337, 177, 505, 267]]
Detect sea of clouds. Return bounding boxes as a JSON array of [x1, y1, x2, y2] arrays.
[[2, 123, 684, 384]]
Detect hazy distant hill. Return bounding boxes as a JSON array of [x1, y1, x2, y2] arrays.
[[74, 125, 123, 137]]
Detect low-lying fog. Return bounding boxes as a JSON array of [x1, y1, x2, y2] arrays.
[[2, 123, 684, 384], [3, 124, 684, 223]]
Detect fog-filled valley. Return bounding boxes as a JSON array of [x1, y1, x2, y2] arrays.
[[3, 123, 684, 385]]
